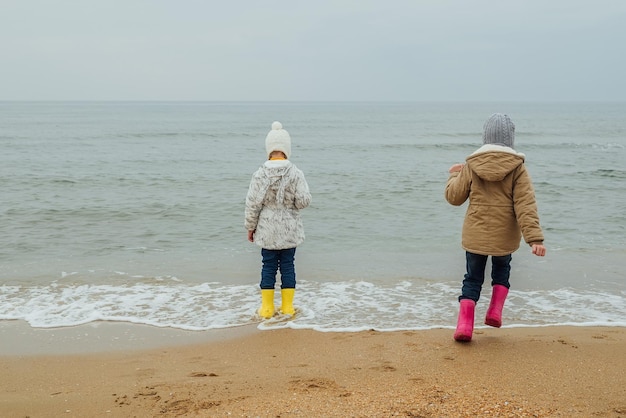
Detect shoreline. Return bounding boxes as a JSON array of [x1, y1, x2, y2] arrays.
[[1, 325, 624, 417], [0, 320, 260, 356], [4, 319, 625, 356]]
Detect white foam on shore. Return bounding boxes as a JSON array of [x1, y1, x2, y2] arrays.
[[1, 279, 624, 332]]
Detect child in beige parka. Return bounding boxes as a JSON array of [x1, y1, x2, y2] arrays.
[[445, 113, 546, 342]]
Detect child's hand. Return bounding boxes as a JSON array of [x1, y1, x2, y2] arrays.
[[448, 163, 464, 173], [247, 230, 255, 243], [532, 244, 546, 256]]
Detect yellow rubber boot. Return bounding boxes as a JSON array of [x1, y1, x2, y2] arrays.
[[280, 288, 296, 315], [258, 289, 275, 319]]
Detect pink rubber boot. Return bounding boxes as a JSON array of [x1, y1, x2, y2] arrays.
[[485, 284, 509, 328], [454, 299, 476, 342]]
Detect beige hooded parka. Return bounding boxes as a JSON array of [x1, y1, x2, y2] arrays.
[[445, 144, 544, 256]]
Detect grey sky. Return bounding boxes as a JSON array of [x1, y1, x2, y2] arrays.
[[2, 0, 625, 101]]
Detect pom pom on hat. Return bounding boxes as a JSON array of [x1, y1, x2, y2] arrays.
[[265, 121, 292, 159], [483, 113, 515, 148]]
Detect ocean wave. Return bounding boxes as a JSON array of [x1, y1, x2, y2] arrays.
[[1, 280, 624, 331], [589, 169, 626, 178], [113, 132, 225, 139], [372, 141, 625, 153], [523, 141, 625, 151]]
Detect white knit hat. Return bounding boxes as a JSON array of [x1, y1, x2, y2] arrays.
[[265, 121, 291, 159], [483, 113, 515, 148]]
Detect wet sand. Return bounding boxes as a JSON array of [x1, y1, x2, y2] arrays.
[[1, 325, 625, 417]]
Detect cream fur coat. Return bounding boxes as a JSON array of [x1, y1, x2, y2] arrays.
[[245, 160, 311, 250]]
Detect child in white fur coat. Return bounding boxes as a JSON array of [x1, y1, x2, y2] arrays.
[[245, 121, 311, 319]]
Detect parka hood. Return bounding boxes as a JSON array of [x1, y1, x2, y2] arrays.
[[263, 159, 292, 172], [259, 159, 294, 205], [262, 159, 293, 181], [466, 144, 526, 182]]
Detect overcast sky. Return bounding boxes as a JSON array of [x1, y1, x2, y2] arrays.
[[2, 1, 625, 101]]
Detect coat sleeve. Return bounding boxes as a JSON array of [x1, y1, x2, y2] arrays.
[[293, 170, 312, 210], [513, 166, 544, 245], [445, 165, 471, 206], [244, 171, 268, 231]]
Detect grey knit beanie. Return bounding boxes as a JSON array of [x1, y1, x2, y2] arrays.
[[483, 113, 515, 148]]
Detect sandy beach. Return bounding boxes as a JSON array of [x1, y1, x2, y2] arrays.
[[0, 325, 624, 417]]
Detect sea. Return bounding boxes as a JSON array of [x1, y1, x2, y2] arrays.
[[1, 101, 625, 335]]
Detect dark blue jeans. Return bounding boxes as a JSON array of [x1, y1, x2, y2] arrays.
[[459, 251, 512, 302], [260, 247, 297, 289]]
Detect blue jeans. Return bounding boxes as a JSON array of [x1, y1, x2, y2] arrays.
[[459, 251, 512, 302], [260, 247, 297, 289]]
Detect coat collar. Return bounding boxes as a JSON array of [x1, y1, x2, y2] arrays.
[[471, 144, 526, 160]]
